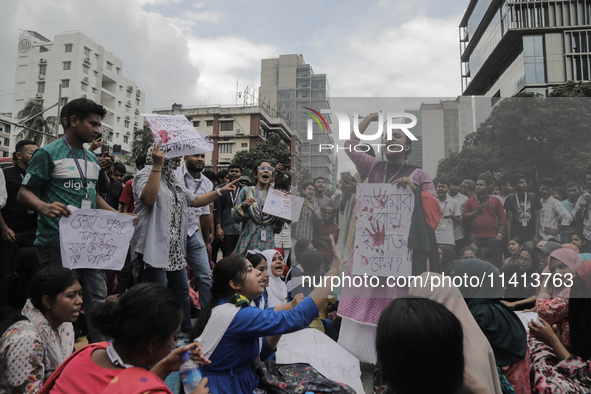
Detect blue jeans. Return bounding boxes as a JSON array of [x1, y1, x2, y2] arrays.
[[186, 230, 212, 307], [141, 259, 193, 334], [36, 247, 107, 343]]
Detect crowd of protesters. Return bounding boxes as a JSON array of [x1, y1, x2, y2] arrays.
[[0, 102, 590, 394]]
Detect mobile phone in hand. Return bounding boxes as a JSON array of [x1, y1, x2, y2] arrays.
[[341, 171, 354, 183]]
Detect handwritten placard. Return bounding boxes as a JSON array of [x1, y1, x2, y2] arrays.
[[142, 114, 214, 158], [59, 206, 135, 270], [352, 184, 415, 277], [262, 189, 291, 220], [290, 195, 304, 223]]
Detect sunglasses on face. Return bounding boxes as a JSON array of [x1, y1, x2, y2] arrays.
[[258, 166, 274, 172]]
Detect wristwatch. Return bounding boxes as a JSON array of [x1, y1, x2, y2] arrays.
[[497, 233, 503, 238]]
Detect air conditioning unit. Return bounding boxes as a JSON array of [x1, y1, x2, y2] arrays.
[[83, 76, 89, 82], [125, 115, 130, 120], [81, 94, 86, 98], [136, 90, 141, 97], [236, 128, 243, 135], [39, 58, 47, 64], [35, 93, 43, 99], [126, 100, 131, 106], [134, 121, 139, 126], [38, 75, 45, 80], [134, 108, 140, 114], [84, 57, 90, 64], [127, 85, 133, 92], [125, 131, 131, 136]]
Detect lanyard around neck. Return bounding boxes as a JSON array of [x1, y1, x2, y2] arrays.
[[63, 137, 88, 196]]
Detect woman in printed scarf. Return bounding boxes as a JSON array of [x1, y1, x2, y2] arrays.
[[0, 266, 80, 394], [336, 113, 441, 363], [231, 160, 283, 255], [130, 142, 237, 334]]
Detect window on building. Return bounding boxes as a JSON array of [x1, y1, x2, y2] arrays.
[[193, 121, 200, 127], [65, 44, 73, 53], [241, 143, 248, 147], [219, 144, 233, 154], [63, 61, 71, 70], [95, 53, 99, 60], [125, 106, 130, 114], [116, 132, 120, 138], [460, 113, 467, 119], [117, 117, 121, 122], [119, 85, 123, 91], [37, 82, 45, 93], [220, 121, 233, 131], [60, 97, 68, 106], [84, 47, 91, 57], [116, 67, 120, 74], [123, 136, 129, 143], [523, 36, 546, 83], [106, 62, 113, 71], [2, 151, 8, 158], [39, 64, 47, 75], [93, 70, 98, 77], [4, 138, 9, 147], [81, 82, 87, 92], [311, 79, 325, 89], [83, 65, 89, 75], [136, 98, 140, 106], [127, 91, 132, 98], [206, 120, 213, 127], [4, 125, 10, 134], [124, 120, 130, 128], [135, 113, 139, 120]]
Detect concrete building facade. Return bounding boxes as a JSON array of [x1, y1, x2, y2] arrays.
[[153, 103, 298, 173], [259, 54, 335, 185], [0, 114, 13, 158], [460, 0, 591, 97], [11, 30, 145, 155]]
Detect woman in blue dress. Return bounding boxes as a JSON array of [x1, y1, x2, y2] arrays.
[[190, 237, 342, 394], [232, 160, 284, 255]]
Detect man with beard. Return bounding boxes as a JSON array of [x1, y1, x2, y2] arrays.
[[175, 153, 213, 307], [463, 177, 506, 268], [505, 173, 542, 246], [434, 180, 461, 247], [312, 177, 331, 210], [214, 163, 244, 257], [538, 178, 571, 243]]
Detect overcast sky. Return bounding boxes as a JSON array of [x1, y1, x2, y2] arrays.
[[0, 0, 468, 113]]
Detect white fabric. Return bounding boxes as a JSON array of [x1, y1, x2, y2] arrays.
[[0, 170, 6, 209], [337, 317, 377, 363], [435, 196, 460, 245], [174, 166, 213, 237], [262, 249, 287, 308], [196, 302, 240, 359], [449, 192, 468, 240], [285, 265, 304, 295]]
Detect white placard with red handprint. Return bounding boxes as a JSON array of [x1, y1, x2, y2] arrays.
[[143, 114, 214, 158], [352, 184, 415, 277]]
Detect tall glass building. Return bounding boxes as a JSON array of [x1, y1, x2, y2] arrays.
[[460, 0, 591, 97]]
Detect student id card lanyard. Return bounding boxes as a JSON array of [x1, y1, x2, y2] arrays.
[[255, 186, 267, 241], [106, 343, 134, 369], [184, 176, 203, 194], [383, 163, 404, 184], [63, 137, 92, 209], [516, 193, 529, 227]]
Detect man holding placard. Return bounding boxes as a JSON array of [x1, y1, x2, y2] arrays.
[[17, 98, 137, 343]]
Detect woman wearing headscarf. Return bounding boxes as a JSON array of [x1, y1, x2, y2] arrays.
[[261, 249, 287, 308], [131, 142, 237, 334], [535, 248, 582, 346], [409, 272, 502, 394], [501, 246, 540, 310], [528, 261, 591, 393], [454, 259, 530, 393]]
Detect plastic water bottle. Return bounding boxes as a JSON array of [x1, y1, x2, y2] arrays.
[[180, 350, 203, 393]]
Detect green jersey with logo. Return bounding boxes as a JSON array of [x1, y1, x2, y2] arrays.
[[22, 138, 100, 247]]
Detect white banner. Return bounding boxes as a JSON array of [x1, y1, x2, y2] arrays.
[[142, 114, 214, 158], [59, 206, 135, 270], [352, 184, 415, 277], [262, 189, 304, 222]]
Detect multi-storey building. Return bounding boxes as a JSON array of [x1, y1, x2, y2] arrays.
[[11, 30, 145, 155], [153, 103, 298, 173], [0, 113, 13, 159], [460, 0, 591, 97], [259, 54, 335, 185]]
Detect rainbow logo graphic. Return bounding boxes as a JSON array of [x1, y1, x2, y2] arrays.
[[303, 107, 328, 131]]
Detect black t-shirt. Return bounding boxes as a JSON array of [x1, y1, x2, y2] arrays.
[[504, 192, 542, 241], [2, 166, 37, 233]]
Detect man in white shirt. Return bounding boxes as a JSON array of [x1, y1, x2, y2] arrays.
[[538, 178, 571, 242], [175, 153, 213, 306], [449, 176, 469, 253], [435, 180, 461, 247]]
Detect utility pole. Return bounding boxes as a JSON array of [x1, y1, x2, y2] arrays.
[[55, 83, 62, 138]]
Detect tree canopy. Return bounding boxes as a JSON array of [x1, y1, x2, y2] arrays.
[[131, 125, 154, 160], [436, 82, 591, 186], [16, 99, 57, 146], [232, 132, 291, 173]]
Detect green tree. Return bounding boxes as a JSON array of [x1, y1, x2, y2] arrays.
[[131, 125, 154, 160], [435, 95, 591, 185], [232, 132, 291, 172], [16, 99, 57, 146], [300, 167, 313, 184], [548, 81, 591, 97]]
